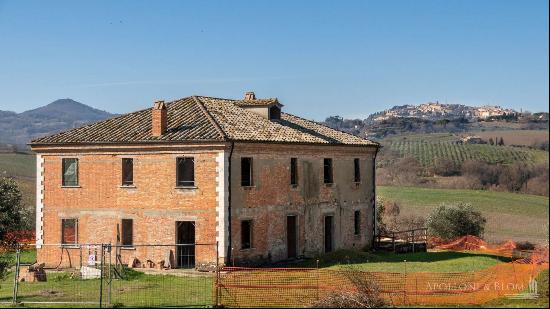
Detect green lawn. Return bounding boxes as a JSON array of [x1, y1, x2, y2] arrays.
[[482, 269, 549, 308], [298, 249, 510, 273], [378, 186, 549, 244], [0, 153, 35, 179], [0, 268, 213, 307]]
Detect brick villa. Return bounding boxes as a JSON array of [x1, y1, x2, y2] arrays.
[[30, 92, 380, 267]]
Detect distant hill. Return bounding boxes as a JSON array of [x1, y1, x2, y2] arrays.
[[366, 102, 517, 123], [0, 99, 116, 147], [324, 104, 548, 140]]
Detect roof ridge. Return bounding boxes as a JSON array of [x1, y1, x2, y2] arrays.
[[282, 112, 379, 146], [192, 96, 228, 141]]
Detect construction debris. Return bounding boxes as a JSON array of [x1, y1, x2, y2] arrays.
[[18, 263, 47, 282], [80, 266, 101, 279]]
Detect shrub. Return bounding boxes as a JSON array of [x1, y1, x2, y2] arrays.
[[427, 202, 486, 240], [397, 214, 426, 231], [0, 176, 24, 243], [311, 268, 386, 308], [515, 241, 536, 251], [432, 158, 460, 176]]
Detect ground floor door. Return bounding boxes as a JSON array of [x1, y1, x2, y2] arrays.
[[287, 216, 297, 259], [324, 216, 333, 253], [176, 221, 195, 268]]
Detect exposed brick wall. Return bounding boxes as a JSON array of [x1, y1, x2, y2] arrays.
[[34, 142, 377, 267], [228, 143, 377, 265], [36, 146, 223, 267]]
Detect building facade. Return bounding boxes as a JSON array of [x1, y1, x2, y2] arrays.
[[30, 93, 379, 267]]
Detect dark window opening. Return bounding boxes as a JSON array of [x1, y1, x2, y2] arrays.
[[176, 157, 195, 187], [241, 220, 252, 249], [61, 218, 78, 245], [269, 106, 281, 120], [122, 158, 134, 186], [287, 216, 297, 259], [354, 158, 361, 183], [241, 157, 253, 186], [323, 158, 333, 184], [176, 221, 196, 268], [354, 210, 361, 235], [324, 216, 333, 253], [121, 219, 133, 247], [290, 158, 298, 186], [62, 158, 79, 186]]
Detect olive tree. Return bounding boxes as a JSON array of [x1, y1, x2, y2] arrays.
[[0, 177, 24, 278], [427, 202, 486, 240]]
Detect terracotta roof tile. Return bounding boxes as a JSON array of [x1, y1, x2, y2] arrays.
[[30, 95, 378, 147]]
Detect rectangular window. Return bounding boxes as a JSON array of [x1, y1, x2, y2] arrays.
[[241, 157, 253, 187], [323, 158, 333, 184], [176, 157, 195, 187], [122, 158, 134, 186], [121, 219, 133, 247], [354, 210, 361, 235], [290, 158, 298, 186], [62, 158, 79, 186], [241, 220, 252, 249], [354, 158, 361, 183], [61, 218, 78, 245]]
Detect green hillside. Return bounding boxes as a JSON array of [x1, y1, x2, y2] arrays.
[[0, 152, 36, 226], [0, 152, 35, 179], [382, 133, 548, 167], [378, 186, 549, 244]]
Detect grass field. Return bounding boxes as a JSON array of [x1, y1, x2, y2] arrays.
[[1, 248, 547, 308], [299, 249, 511, 273], [382, 133, 548, 167], [0, 152, 36, 216], [0, 153, 35, 179], [474, 130, 548, 147], [378, 186, 549, 244], [0, 267, 213, 307]]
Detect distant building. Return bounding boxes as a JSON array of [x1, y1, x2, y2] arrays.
[[461, 136, 485, 144]]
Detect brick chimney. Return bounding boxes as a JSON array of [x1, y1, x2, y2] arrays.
[[152, 100, 167, 136], [244, 91, 256, 101]]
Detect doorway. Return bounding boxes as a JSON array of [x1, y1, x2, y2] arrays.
[[176, 221, 195, 268], [324, 216, 333, 253], [287, 216, 297, 259]]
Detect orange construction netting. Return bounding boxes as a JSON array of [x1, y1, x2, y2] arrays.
[[218, 236, 549, 307]]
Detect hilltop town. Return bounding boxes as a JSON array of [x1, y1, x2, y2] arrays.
[[366, 102, 517, 123]]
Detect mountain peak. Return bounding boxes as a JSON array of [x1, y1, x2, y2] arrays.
[[0, 99, 116, 146]]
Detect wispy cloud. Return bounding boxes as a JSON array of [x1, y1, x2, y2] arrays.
[[74, 76, 299, 88]]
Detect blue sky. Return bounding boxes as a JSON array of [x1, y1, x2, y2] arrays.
[[0, 0, 548, 120]]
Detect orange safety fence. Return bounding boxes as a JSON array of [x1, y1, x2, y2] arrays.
[[218, 261, 548, 307], [218, 237, 549, 308], [431, 235, 519, 257]]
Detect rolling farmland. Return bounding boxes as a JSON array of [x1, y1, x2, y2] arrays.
[[382, 133, 548, 167]]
